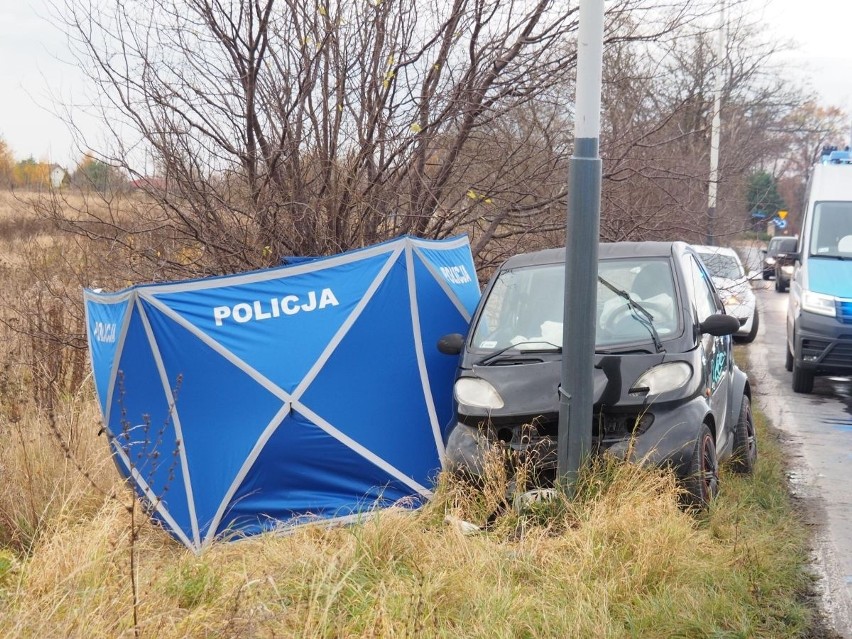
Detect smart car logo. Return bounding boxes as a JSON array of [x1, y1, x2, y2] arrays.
[[213, 288, 339, 326]]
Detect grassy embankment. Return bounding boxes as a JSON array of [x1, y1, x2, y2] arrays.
[[0, 194, 826, 637]]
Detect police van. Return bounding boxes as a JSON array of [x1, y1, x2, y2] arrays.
[[786, 147, 852, 393]]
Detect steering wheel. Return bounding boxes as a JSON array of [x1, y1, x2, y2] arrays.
[[601, 300, 670, 336]]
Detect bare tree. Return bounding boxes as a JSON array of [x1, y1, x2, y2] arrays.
[[36, 0, 722, 282], [597, 1, 812, 244]]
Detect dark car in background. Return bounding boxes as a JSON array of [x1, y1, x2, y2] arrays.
[[773, 241, 798, 292], [762, 236, 798, 281], [438, 242, 757, 506]]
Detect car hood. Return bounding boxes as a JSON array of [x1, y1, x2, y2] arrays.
[[711, 276, 752, 297], [458, 351, 696, 421], [806, 258, 852, 298]]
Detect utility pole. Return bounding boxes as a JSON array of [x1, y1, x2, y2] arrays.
[[707, 0, 726, 244], [557, 0, 604, 487]]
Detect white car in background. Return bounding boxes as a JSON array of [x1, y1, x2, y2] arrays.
[[693, 245, 759, 343]]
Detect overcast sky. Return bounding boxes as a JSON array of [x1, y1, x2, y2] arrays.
[[2, 0, 852, 169]]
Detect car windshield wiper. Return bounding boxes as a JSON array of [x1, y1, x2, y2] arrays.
[[476, 340, 561, 366], [598, 275, 664, 354]]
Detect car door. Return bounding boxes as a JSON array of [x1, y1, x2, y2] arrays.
[[686, 254, 732, 450]]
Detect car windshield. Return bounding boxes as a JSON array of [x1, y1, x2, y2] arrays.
[[768, 238, 797, 256], [696, 252, 743, 281], [809, 201, 852, 258], [470, 257, 680, 352]]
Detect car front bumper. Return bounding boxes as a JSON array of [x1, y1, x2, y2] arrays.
[[794, 310, 852, 375], [444, 396, 709, 483], [725, 299, 756, 336]]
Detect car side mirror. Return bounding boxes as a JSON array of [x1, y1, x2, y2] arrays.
[[437, 333, 465, 355], [760, 249, 767, 255], [699, 314, 740, 337]]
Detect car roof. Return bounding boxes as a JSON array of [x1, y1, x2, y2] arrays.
[[691, 244, 739, 258], [769, 236, 797, 245], [499, 241, 689, 269]]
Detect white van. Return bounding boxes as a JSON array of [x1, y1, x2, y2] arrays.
[[786, 148, 852, 393]]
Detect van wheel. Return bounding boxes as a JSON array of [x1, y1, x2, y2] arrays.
[[683, 424, 718, 508], [731, 397, 757, 474], [785, 344, 793, 371], [792, 360, 814, 393]]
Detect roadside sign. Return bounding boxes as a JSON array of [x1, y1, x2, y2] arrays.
[[774, 218, 788, 229], [778, 210, 788, 219]]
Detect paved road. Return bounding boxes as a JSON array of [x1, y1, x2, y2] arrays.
[[743, 265, 852, 636]]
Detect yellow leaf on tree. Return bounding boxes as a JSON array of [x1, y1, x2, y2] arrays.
[[318, 5, 327, 15], [410, 123, 422, 133], [467, 190, 478, 200]]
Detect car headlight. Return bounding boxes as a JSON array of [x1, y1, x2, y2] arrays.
[[719, 290, 740, 305], [629, 362, 692, 396], [765, 257, 776, 266], [801, 290, 836, 317], [454, 377, 504, 409]]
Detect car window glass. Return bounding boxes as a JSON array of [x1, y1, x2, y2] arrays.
[[688, 256, 719, 322], [470, 258, 679, 351], [809, 201, 852, 257], [696, 251, 743, 280]]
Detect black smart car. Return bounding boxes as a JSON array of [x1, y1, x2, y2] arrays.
[[438, 241, 756, 505]]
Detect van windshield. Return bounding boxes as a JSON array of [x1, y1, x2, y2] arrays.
[[470, 258, 680, 352], [809, 202, 852, 258]]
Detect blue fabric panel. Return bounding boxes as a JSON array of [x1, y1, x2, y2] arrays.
[[415, 241, 481, 314], [110, 308, 194, 542], [140, 300, 289, 539], [412, 254, 472, 438], [85, 296, 130, 416], [219, 410, 420, 538], [299, 257, 441, 486], [149, 252, 392, 393]]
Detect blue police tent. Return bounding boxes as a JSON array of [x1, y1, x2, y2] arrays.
[[84, 236, 480, 551]]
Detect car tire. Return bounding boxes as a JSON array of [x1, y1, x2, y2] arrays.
[[785, 343, 793, 372], [731, 396, 757, 474], [683, 424, 718, 508], [739, 308, 759, 343], [792, 359, 814, 394], [762, 270, 770, 280]]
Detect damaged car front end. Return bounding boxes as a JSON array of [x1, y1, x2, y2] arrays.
[[439, 242, 755, 504]]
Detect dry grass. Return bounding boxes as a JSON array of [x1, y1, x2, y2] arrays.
[[0, 399, 817, 638], [0, 196, 821, 637]]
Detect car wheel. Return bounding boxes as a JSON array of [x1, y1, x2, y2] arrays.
[[792, 359, 814, 394], [785, 343, 793, 372], [683, 424, 718, 507], [762, 270, 770, 280], [778, 277, 788, 293], [731, 396, 757, 474], [739, 308, 759, 343]]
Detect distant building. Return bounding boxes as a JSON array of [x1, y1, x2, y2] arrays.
[[49, 165, 67, 189]]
